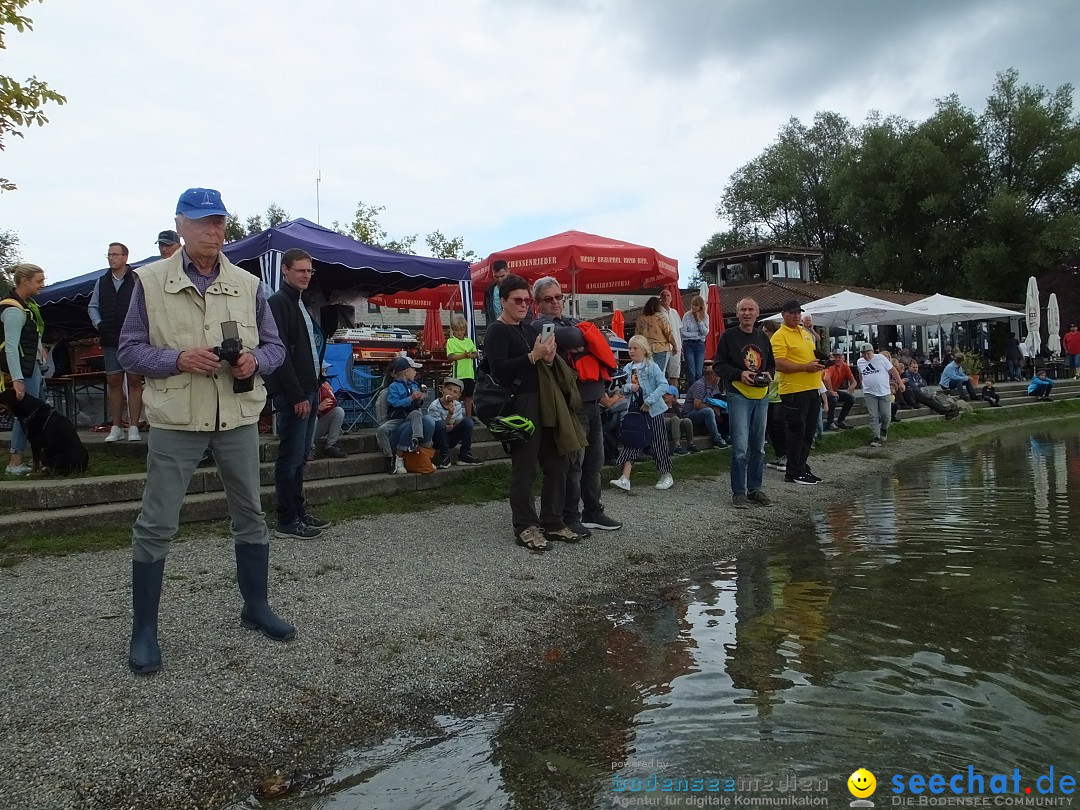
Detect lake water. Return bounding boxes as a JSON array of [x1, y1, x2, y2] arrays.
[[242, 422, 1080, 809]]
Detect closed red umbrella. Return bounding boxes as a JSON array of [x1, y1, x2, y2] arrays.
[[422, 306, 446, 352], [663, 281, 684, 317], [610, 309, 625, 339], [705, 285, 724, 361]]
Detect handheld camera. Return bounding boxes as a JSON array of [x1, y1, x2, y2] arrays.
[[212, 321, 255, 394]]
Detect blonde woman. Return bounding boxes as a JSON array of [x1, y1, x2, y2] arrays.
[[2, 263, 47, 475], [635, 297, 676, 373], [610, 335, 673, 492], [680, 295, 709, 386]]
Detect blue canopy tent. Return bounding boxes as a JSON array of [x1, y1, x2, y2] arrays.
[[37, 218, 474, 340]]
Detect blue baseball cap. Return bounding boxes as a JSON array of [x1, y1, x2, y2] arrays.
[[665, 385, 680, 396], [175, 188, 228, 219]]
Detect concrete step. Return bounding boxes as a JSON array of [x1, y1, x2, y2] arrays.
[[0, 440, 512, 512], [0, 457, 514, 541]]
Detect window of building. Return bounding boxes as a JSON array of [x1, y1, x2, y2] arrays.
[[397, 307, 410, 314], [786, 259, 802, 279], [771, 261, 783, 278], [367, 302, 380, 314], [585, 299, 599, 310], [601, 300, 614, 313]]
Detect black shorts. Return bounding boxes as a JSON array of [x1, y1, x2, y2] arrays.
[[461, 377, 476, 397]]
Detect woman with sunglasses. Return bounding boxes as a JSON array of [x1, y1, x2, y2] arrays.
[[483, 274, 579, 552]]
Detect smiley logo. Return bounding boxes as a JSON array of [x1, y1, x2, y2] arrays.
[[848, 769, 877, 798]]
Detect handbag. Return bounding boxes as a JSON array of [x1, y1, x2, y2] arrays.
[[473, 371, 516, 423], [620, 391, 652, 450], [403, 445, 436, 474]]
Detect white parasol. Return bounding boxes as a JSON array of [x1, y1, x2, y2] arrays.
[[1025, 277, 1041, 357], [1047, 293, 1061, 355], [895, 293, 1025, 361]]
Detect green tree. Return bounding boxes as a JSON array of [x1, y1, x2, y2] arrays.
[[1, 0, 65, 191], [331, 200, 418, 253], [424, 229, 476, 261], [265, 202, 289, 227]]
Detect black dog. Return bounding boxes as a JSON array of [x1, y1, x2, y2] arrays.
[[0, 389, 89, 474]]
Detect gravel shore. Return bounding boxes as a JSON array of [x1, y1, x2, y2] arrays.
[[0, 415, 1066, 809]]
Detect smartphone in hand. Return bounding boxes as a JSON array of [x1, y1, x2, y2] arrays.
[[541, 323, 555, 341]]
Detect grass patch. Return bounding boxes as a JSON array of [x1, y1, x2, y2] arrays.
[[12, 445, 147, 481], [0, 516, 231, 558]]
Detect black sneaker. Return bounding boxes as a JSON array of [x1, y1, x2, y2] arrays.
[[567, 520, 592, 539], [276, 521, 322, 539], [748, 490, 772, 506], [804, 471, 823, 484], [323, 444, 347, 459], [457, 451, 481, 465], [687, 443, 701, 453], [301, 513, 331, 529], [732, 493, 750, 509], [836, 422, 853, 430], [786, 473, 819, 486], [581, 513, 623, 531], [434, 453, 452, 469]]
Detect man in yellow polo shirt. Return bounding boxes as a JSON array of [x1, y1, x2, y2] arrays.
[[770, 300, 825, 485]]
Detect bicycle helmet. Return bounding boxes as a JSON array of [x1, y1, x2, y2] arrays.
[[487, 414, 536, 447]]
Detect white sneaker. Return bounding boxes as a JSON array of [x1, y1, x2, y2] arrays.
[[104, 425, 125, 443], [392, 457, 406, 475], [609, 476, 631, 491], [127, 425, 142, 442], [655, 473, 674, 490], [5, 464, 31, 476]]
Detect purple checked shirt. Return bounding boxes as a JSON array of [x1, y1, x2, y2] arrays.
[[117, 253, 285, 378]]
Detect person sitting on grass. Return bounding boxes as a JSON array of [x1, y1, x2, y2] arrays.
[[902, 360, 959, 420], [385, 355, 435, 474], [1027, 369, 1054, 401], [429, 377, 480, 468], [981, 378, 1001, 407], [661, 385, 698, 455], [309, 367, 348, 460]]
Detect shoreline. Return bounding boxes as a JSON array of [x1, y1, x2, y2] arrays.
[[0, 411, 1075, 810]]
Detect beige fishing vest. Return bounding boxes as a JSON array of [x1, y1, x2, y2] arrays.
[[137, 253, 266, 432]]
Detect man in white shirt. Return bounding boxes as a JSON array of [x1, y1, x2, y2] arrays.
[[857, 343, 903, 448]]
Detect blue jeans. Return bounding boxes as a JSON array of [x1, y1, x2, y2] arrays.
[[433, 417, 473, 454], [727, 389, 768, 495], [683, 340, 705, 387], [9, 365, 44, 454], [653, 351, 668, 373], [686, 406, 725, 444], [391, 413, 436, 451], [273, 392, 318, 526]]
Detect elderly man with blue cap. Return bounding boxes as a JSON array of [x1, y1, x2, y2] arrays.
[[117, 188, 291, 675]]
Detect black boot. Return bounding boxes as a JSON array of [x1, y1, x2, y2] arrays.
[[234, 543, 295, 641], [129, 559, 165, 674]]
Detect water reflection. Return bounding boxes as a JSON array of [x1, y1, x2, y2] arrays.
[[251, 424, 1080, 809]]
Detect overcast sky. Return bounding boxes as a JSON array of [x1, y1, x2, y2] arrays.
[[2, 0, 1077, 284]]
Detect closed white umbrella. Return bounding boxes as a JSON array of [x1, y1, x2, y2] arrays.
[[1047, 293, 1061, 355], [1025, 277, 1042, 357]]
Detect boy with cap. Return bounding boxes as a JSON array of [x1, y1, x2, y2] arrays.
[[428, 377, 479, 467], [385, 355, 435, 473], [769, 300, 824, 485], [661, 386, 697, 454]]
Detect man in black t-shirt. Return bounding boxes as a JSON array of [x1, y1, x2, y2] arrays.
[[713, 297, 775, 509]]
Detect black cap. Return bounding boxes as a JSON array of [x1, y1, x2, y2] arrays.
[[780, 299, 804, 313], [156, 230, 180, 245]]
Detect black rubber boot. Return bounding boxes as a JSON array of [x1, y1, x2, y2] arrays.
[[129, 559, 165, 674], [234, 543, 295, 641]]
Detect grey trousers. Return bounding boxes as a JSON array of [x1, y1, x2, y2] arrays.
[[564, 400, 606, 524], [132, 424, 268, 562], [864, 394, 892, 440], [313, 406, 345, 448]]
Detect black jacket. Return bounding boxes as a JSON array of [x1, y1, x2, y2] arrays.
[[264, 283, 320, 404]]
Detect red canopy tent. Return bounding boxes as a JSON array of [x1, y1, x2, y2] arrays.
[[705, 284, 725, 361], [472, 230, 678, 315]]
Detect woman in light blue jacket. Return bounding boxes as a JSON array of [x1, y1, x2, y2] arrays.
[[610, 335, 674, 492]]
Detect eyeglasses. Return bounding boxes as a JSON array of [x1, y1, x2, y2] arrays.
[[506, 297, 532, 306], [106, 253, 125, 258], [538, 294, 563, 304]]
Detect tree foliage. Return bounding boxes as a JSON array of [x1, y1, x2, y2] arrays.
[[706, 69, 1080, 304], [1, 0, 66, 192], [223, 202, 291, 242]]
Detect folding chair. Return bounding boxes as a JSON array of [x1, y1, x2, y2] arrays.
[[325, 346, 385, 433]]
